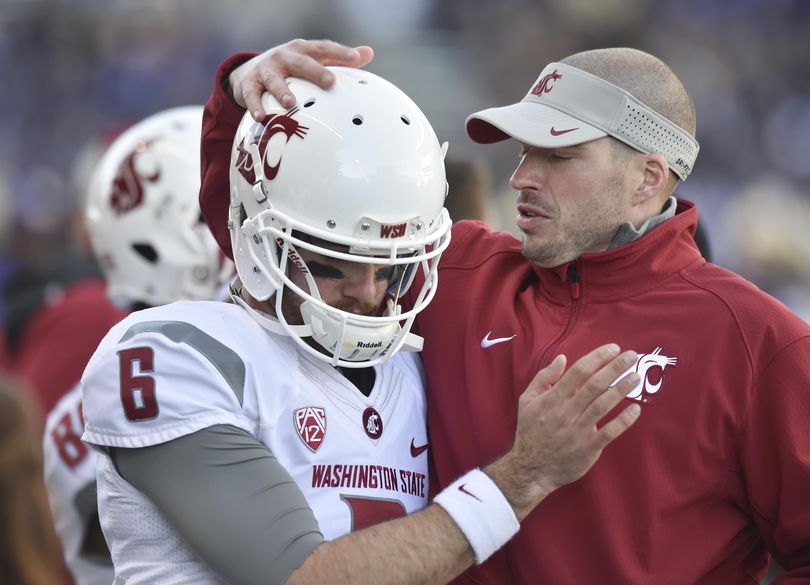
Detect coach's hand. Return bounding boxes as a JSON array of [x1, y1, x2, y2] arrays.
[[486, 344, 641, 520], [229, 39, 374, 121]]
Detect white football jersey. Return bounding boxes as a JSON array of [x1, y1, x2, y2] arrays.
[[82, 300, 429, 584], [43, 383, 115, 585]]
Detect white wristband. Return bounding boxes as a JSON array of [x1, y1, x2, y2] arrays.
[[433, 468, 520, 564]]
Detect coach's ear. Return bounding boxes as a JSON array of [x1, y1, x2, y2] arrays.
[[629, 152, 669, 224]]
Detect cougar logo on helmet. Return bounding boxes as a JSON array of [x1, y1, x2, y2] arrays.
[[110, 141, 160, 215], [234, 108, 309, 185]]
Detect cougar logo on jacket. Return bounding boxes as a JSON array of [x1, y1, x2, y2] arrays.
[[613, 346, 678, 402], [110, 141, 160, 215], [235, 108, 309, 185]]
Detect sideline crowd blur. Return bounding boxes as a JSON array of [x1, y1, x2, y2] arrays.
[[1, 0, 808, 329]]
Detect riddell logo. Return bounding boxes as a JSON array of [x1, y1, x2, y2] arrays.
[[277, 238, 309, 275], [234, 108, 309, 185], [357, 340, 383, 349], [613, 346, 678, 403], [530, 69, 562, 97]]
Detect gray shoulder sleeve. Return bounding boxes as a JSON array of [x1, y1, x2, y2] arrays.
[[112, 425, 323, 585]]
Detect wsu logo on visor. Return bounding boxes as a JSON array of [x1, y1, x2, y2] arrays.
[[530, 69, 562, 97], [110, 141, 160, 215], [235, 108, 309, 185]]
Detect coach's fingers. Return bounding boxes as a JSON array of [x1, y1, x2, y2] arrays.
[[577, 371, 640, 428], [235, 78, 267, 120], [553, 344, 620, 399], [296, 40, 374, 71], [570, 350, 638, 412], [241, 43, 375, 120], [520, 355, 567, 405], [593, 403, 642, 449]]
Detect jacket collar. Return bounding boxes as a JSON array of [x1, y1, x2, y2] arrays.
[[533, 198, 703, 303]]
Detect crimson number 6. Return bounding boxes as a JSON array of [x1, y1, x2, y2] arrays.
[[118, 347, 158, 421]]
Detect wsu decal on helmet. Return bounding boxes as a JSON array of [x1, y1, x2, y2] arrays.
[[612, 346, 678, 403], [234, 108, 309, 185], [110, 141, 160, 215], [295, 406, 326, 452]]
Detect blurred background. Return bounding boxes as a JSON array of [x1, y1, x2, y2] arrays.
[[1, 0, 809, 330]]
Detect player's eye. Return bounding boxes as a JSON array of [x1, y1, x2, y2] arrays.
[[375, 266, 396, 282], [307, 261, 344, 279]]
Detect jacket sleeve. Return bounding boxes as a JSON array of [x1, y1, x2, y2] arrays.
[[200, 52, 257, 261], [738, 335, 810, 582]]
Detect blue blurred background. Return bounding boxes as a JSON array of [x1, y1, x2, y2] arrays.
[[1, 0, 808, 326]]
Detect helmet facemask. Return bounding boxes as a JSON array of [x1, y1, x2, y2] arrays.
[[232, 202, 451, 367]]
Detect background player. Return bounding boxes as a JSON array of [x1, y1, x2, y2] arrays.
[[43, 105, 229, 585]]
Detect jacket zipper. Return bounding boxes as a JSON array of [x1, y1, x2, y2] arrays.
[[539, 263, 582, 366]]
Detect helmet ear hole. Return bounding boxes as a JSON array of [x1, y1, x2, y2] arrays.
[[132, 243, 159, 264]]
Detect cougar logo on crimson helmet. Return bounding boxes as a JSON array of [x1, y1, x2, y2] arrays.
[[235, 108, 309, 185], [110, 141, 160, 215]]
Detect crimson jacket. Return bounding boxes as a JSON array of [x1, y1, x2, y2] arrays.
[[200, 55, 810, 584], [408, 214, 810, 584]]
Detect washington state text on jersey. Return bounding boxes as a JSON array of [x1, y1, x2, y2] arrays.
[[311, 464, 426, 498]]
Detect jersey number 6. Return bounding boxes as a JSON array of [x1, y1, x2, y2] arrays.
[[118, 347, 159, 421]]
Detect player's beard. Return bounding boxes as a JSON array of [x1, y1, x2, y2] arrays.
[[521, 175, 628, 268], [279, 288, 380, 326]]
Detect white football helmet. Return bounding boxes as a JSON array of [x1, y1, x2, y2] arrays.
[[229, 67, 452, 368], [86, 106, 230, 308]]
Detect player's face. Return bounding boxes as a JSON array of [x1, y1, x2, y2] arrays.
[[279, 245, 392, 326], [510, 137, 634, 268]]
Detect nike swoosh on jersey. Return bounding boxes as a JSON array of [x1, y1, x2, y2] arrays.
[[550, 126, 579, 136], [480, 331, 516, 348], [458, 484, 482, 502], [410, 438, 429, 457]]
